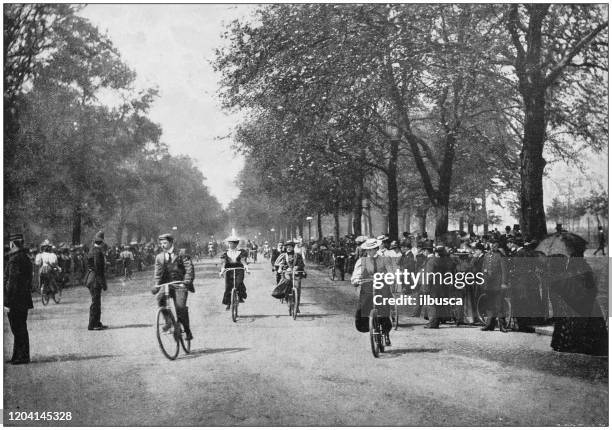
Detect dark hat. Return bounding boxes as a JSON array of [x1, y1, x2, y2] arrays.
[[158, 233, 174, 242], [475, 242, 486, 251], [284, 240, 295, 246], [94, 231, 105, 242], [422, 240, 434, 251], [513, 224, 520, 230], [8, 233, 24, 242], [435, 245, 448, 256]]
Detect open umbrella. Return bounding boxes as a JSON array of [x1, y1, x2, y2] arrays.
[[536, 232, 587, 257]]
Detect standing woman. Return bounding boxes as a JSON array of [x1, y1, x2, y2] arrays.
[[219, 234, 249, 310], [351, 239, 393, 346]]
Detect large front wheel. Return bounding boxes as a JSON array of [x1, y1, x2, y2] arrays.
[[156, 308, 179, 360], [369, 309, 380, 358]]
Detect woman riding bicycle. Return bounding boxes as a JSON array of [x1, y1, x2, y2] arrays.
[[274, 240, 306, 313], [351, 238, 393, 346], [35, 240, 61, 295], [219, 233, 249, 310]]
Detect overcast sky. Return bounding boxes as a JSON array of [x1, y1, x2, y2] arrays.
[[79, 4, 258, 207], [79, 4, 607, 222]]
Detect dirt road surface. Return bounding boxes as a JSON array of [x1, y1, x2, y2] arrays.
[[4, 259, 608, 426]]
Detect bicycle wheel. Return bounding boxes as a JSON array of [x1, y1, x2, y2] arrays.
[[292, 287, 299, 320], [231, 288, 239, 322], [41, 282, 49, 306], [287, 289, 294, 317], [476, 293, 488, 325], [369, 309, 380, 358], [391, 302, 399, 330], [156, 308, 179, 360], [52, 283, 62, 304], [179, 322, 191, 354], [502, 297, 513, 330], [329, 265, 336, 281]]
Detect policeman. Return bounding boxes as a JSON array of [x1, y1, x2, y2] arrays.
[[481, 236, 509, 332], [86, 231, 108, 330], [4, 233, 33, 364]]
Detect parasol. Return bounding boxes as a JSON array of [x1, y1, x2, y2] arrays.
[[536, 232, 587, 257]]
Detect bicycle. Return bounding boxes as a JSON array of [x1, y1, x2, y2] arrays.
[[476, 291, 513, 330], [123, 261, 133, 281], [221, 267, 247, 323], [356, 278, 386, 358], [329, 255, 346, 281], [39, 268, 61, 305], [283, 269, 305, 320], [155, 281, 191, 360]]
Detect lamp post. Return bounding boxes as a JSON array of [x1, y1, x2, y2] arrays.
[[306, 216, 313, 244]]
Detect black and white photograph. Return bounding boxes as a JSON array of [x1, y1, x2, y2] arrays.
[[3, 3, 609, 426]]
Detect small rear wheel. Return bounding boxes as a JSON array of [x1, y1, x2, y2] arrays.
[[156, 308, 179, 360]]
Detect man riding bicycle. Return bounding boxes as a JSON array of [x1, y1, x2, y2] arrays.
[[35, 240, 61, 295], [153, 233, 195, 341], [274, 240, 306, 313]]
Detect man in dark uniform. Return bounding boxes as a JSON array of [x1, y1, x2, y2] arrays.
[[481, 236, 509, 332], [4, 233, 33, 364], [423, 245, 456, 329], [86, 231, 108, 330]]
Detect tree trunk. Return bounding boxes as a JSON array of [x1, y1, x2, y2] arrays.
[[366, 202, 373, 237], [467, 201, 474, 235], [352, 179, 363, 236], [418, 206, 427, 235], [482, 190, 488, 234], [333, 204, 340, 242], [317, 211, 323, 240], [71, 204, 82, 245], [386, 138, 400, 240], [297, 223, 303, 240], [405, 206, 412, 234], [519, 89, 548, 240], [459, 215, 465, 232], [433, 205, 449, 240], [116, 221, 125, 246]]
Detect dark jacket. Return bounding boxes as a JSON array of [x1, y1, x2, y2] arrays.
[[4, 248, 33, 311], [482, 249, 508, 291], [154, 249, 195, 292], [86, 245, 107, 290]]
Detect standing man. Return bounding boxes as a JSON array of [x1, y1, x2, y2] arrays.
[[4, 233, 33, 364], [594, 226, 606, 256], [86, 231, 108, 330], [481, 237, 509, 332]]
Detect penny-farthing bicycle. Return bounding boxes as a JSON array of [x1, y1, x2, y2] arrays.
[[155, 281, 191, 360]]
